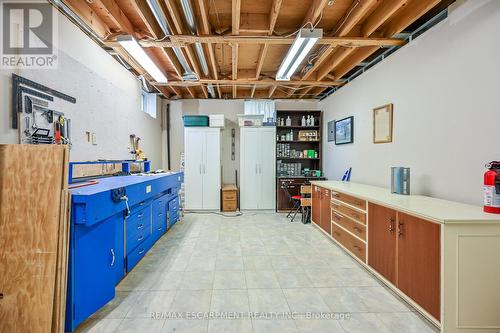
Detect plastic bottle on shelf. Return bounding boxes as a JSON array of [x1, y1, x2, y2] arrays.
[[286, 116, 292, 127], [311, 116, 315, 126], [301, 116, 306, 127]]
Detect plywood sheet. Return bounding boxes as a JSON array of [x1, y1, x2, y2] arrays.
[[0, 145, 67, 333]]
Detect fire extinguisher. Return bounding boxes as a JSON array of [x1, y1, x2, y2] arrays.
[[484, 161, 500, 214]]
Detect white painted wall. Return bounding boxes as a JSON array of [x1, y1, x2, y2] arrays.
[[319, 0, 500, 206], [168, 99, 320, 183], [0, 9, 163, 169]]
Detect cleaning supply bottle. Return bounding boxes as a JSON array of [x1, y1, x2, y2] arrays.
[[286, 116, 291, 126]]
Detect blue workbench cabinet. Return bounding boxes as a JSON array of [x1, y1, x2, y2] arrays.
[[168, 196, 180, 228], [66, 214, 118, 331], [66, 172, 183, 332]]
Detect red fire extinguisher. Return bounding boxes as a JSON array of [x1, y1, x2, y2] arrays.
[[484, 161, 500, 214]]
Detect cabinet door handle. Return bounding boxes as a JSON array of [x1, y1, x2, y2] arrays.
[[110, 249, 115, 266], [333, 231, 341, 236], [353, 226, 362, 232], [398, 221, 404, 237], [331, 191, 339, 197], [138, 248, 145, 255], [137, 223, 144, 230], [137, 235, 144, 241], [353, 245, 361, 251], [388, 217, 395, 232], [333, 212, 342, 220], [199, 164, 202, 174], [137, 213, 143, 218]]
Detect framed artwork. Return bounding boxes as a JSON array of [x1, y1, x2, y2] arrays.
[[334, 116, 354, 145], [373, 103, 393, 144], [327, 120, 335, 142]]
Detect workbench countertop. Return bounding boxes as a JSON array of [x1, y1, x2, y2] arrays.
[[310, 180, 500, 224], [70, 172, 182, 196]]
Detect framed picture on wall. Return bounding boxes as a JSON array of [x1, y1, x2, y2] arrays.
[[334, 116, 354, 145], [373, 103, 393, 144]]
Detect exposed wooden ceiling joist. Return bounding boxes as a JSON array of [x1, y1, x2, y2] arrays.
[[59, 0, 449, 100]]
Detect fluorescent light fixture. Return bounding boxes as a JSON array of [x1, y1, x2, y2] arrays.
[[117, 35, 168, 83], [276, 29, 322, 81]]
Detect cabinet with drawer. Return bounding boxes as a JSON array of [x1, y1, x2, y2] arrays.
[[152, 195, 168, 243], [331, 200, 366, 224], [331, 223, 366, 262], [168, 196, 180, 228], [222, 184, 238, 212], [331, 209, 366, 241]]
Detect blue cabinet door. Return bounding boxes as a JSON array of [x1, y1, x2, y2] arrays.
[[114, 214, 125, 284], [70, 216, 117, 330]]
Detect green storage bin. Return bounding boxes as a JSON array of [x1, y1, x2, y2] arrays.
[[183, 115, 209, 127]]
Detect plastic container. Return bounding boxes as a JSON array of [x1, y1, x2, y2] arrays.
[[182, 115, 209, 127], [237, 114, 264, 127], [209, 114, 225, 128]]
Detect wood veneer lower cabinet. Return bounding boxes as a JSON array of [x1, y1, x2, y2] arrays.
[[320, 188, 331, 234], [311, 185, 321, 225], [397, 212, 441, 321], [368, 203, 397, 285]]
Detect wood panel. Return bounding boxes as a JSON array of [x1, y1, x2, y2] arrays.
[[331, 200, 366, 224], [331, 209, 366, 241], [0, 145, 67, 333], [397, 212, 441, 320], [331, 223, 366, 262], [311, 185, 321, 225], [320, 188, 331, 234], [368, 203, 397, 285], [331, 190, 367, 211]]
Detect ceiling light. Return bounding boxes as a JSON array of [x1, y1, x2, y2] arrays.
[[276, 29, 322, 81], [117, 35, 168, 83]]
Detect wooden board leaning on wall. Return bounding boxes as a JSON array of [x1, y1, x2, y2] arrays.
[[0, 144, 69, 333]]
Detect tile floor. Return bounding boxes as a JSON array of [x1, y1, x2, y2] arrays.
[[77, 212, 438, 333]]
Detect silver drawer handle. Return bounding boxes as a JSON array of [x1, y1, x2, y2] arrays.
[[137, 235, 144, 241], [137, 213, 143, 218], [137, 224, 144, 230], [110, 249, 115, 266], [138, 248, 145, 255]]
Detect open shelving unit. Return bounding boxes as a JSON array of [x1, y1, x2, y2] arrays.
[[275, 110, 324, 211]]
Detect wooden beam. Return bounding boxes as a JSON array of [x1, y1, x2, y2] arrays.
[[155, 79, 342, 87], [255, 44, 269, 80], [91, 0, 135, 35], [384, 0, 441, 37], [232, 0, 241, 35], [131, 36, 406, 47], [333, 0, 379, 37], [233, 86, 237, 99], [362, 0, 409, 37], [63, 0, 111, 38], [317, 46, 355, 80], [302, 0, 329, 26], [232, 43, 238, 97], [268, 85, 277, 98], [313, 0, 441, 97], [269, 0, 284, 34], [129, 0, 163, 39], [250, 85, 256, 98]]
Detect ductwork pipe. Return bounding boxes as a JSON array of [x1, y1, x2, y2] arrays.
[[146, 0, 198, 81], [179, 0, 211, 81]]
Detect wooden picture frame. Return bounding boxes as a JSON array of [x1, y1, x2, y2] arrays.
[[334, 116, 354, 145], [373, 104, 393, 144]]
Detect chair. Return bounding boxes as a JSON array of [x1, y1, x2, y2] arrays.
[[283, 182, 301, 220], [299, 185, 312, 224]]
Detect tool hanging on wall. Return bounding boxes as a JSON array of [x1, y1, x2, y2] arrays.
[[129, 134, 146, 161]]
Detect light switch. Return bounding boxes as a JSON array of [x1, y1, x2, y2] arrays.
[[91, 133, 97, 145]]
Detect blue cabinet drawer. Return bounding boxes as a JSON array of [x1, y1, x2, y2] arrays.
[[126, 237, 152, 271], [152, 196, 168, 242], [168, 197, 180, 228], [126, 206, 151, 248]]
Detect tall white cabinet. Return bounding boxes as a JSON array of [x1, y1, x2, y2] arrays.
[[184, 127, 221, 210], [240, 127, 276, 210]]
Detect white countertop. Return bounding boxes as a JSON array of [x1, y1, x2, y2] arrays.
[[310, 181, 500, 224]]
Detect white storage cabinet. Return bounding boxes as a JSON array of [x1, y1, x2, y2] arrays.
[[240, 127, 276, 209], [184, 127, 221, 210]]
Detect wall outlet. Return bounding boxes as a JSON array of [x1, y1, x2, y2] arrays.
[[91, 133, 97, 145]]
